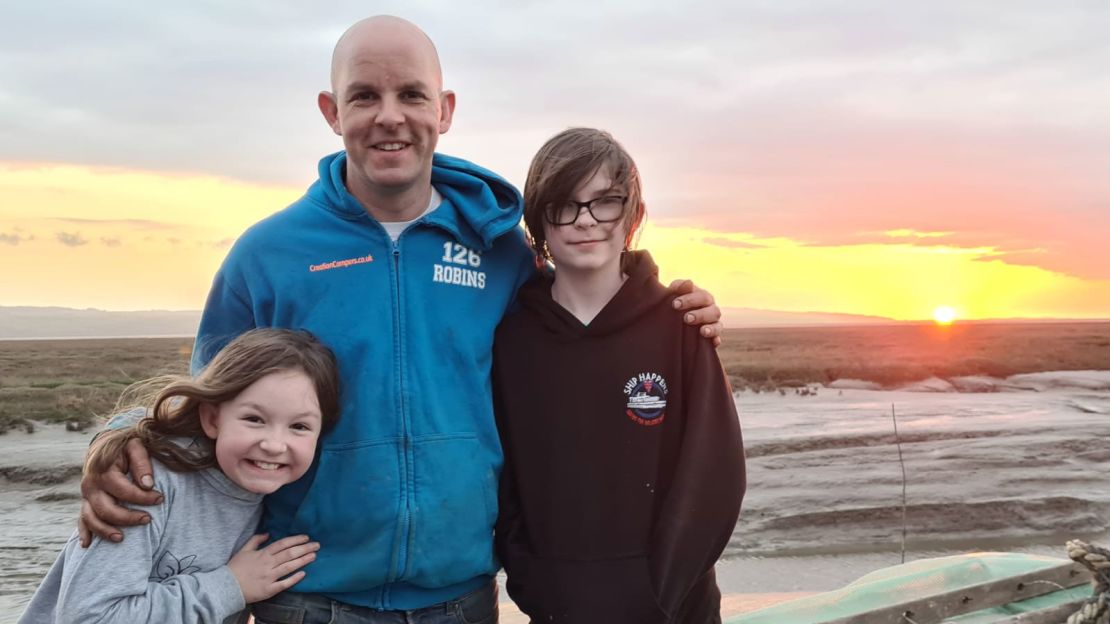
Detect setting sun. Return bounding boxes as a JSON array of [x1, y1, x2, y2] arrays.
[[933, 306, 958, 325]]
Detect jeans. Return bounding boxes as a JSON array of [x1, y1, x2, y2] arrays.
[[251, 581, 498, 624]]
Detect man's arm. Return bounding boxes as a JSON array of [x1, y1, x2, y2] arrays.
[[78, 436, 161, 547], [669, 280, 723, 347]]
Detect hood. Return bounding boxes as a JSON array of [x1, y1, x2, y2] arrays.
[[515, 250, 672, 339], [308, 151, 523, 250]]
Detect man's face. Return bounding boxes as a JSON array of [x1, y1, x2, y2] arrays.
[[321, 38, 454, 202]]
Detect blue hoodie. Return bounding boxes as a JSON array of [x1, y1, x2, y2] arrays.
[[191, 152, 535, 609]]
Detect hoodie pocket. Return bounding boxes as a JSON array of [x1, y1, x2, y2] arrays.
[[285, 438, 401, 592], [511, 554, 669, 623], [404, 433, 500, 586]]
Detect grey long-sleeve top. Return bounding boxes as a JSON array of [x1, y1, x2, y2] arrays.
[[19, 457, 263, 624]]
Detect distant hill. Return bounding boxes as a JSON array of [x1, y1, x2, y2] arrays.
[[721, 308, 1110, 327], [0, 306, 200, 339], [722, 307, 898, 327], [2, 305, 890, 339], [2, 306, 1102, 339]]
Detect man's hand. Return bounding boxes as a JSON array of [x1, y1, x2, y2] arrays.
[[670, 279, 723, 347], [78, 437, 162, 547], [228, 534, 319, 603]]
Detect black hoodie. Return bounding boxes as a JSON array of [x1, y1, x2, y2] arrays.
[[493, 251, 746, 623]]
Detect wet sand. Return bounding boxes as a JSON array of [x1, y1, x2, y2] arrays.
[[720, 372, 1110, 598], [0, 424, 91, 620], [3, 372, 1109, 621]]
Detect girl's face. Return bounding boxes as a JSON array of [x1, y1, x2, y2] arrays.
[[199, 369, 323, 494], [543, 166, 629, 277]]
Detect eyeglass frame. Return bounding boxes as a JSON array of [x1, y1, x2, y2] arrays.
[[543, 195, 628, 226]]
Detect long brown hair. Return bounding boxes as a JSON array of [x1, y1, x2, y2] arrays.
[[522, 127, 646, 267], [86, 329, 340, 475]]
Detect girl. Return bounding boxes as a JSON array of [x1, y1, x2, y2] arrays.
[[493, 128, 746, 623], [19, 328, 340, 624]]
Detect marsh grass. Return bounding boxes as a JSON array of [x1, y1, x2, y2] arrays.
[[0, 337, 191, 433], [719, 321, 1110, 391], [1, 321, 1108, 433]]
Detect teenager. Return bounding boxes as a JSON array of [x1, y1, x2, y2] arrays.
[[494, 128, 746, 623]]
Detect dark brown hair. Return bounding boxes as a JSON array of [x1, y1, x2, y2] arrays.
[[522, 127, 645, 266], [86, 328, 340, 475]]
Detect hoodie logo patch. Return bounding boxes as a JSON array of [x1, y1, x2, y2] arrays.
[[623, 372, 668, 426], [309, 253, 374, 272], [434, 242, 486, 289]]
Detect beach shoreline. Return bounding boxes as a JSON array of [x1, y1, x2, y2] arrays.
[[0, 423, 816, 620], [5, 372, 1110, 620]]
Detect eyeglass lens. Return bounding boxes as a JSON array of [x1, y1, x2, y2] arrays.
[[548, 196, 625, 225]]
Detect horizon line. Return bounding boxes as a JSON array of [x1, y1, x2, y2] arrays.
[[2, 303, 1109, 326]]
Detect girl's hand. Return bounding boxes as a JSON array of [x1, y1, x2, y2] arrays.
[[228, 533, 319, 603]]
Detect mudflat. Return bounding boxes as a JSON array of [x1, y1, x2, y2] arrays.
[[2, 323, 1109, 621], [4, 321, 1109, 432]]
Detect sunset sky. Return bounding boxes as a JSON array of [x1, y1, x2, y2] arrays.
[[2, 2, 1109, 321]]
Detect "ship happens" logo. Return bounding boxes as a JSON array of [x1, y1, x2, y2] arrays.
[[623, 372, 668, 426]]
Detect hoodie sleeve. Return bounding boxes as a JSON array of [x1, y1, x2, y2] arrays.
[[51, 484, 245, 623], [494, 441, 534, 608], [649, 327, 746, 617], [491, 344, 533, 608], [191, 260, 256, 375]]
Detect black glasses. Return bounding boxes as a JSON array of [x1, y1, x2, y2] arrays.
[[544, 195, 627, 226]]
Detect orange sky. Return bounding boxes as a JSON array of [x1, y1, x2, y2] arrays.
[[2, 162, 1108, 320]]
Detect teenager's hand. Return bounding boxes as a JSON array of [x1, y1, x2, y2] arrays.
[[229, 534, 319, 603], [670, 279, 724, 347], [78, 437, 162, 547]]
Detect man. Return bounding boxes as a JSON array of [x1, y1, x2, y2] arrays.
[[79, 16, 722, 623]]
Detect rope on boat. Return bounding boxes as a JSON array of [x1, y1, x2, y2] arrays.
[[1066, 540, 1110, 624]]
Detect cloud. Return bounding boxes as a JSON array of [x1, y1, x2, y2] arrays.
[[2, 2, 1109, 284], [49, 217, 177, 230], [884, 229, 953, 239], [210, 238, 234, 249], [1, 231, 33, 245], [2, 2, 1108, 185], [55, 231, 88, 247], [1, 217, 217, 251], [703, 237, 764, 249]]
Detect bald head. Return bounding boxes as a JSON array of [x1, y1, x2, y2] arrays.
[[317, 15, 456, 218], [330, 16, 443, 94]]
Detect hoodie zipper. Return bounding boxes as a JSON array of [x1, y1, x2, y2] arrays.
[[386, 237, 414, 605]]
